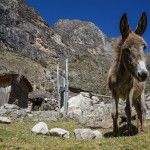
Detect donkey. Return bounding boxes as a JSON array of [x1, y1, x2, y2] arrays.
[[108, 12, 149, 136]]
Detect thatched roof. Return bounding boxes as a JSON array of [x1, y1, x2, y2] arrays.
[[0, 71, 33, 92]]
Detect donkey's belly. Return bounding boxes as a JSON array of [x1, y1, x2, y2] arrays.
[[117, 88, 128, 100]]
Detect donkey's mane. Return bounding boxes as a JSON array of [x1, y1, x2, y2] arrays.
[[113, 38, 123, 60]]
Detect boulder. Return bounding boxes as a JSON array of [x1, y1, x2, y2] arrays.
[[49, 128, 69, 138], [67, 92, 113, 128], [92, 130, 103, 139], [0, 117, 11, 124], [32, 122, 49, 135], [67, 93, 139, 128], [74, 129, 95, 139]]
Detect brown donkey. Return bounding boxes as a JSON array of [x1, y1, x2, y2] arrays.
[[108, 12, 149, 136]]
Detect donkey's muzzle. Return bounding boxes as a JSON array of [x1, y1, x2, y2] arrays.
[[137, 70, 149, 81]]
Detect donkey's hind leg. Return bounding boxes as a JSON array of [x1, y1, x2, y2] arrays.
[[111, 91, 119, 136]]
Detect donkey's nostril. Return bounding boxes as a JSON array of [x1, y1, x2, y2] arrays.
[[137, 70, 148, 81]]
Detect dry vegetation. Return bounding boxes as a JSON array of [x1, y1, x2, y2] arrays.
[[0, 119, 150, 150]]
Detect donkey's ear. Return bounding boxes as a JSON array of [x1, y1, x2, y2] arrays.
[[120, 13, 130, 39], [135, 12, 147, 36]]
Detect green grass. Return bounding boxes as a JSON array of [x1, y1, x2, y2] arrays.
[[0, 119, 150, 150]]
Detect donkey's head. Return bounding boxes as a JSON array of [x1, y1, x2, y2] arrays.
[[120, 12, 149, 82]]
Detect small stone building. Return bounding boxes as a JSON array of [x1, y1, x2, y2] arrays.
[[0, 71, 33, 108], [29, 89, 59, 111]]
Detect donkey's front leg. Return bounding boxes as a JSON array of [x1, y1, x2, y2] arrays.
[[125, 90, 133, 136], [139, 91, 147, 132], [111, 91, 119, 137]]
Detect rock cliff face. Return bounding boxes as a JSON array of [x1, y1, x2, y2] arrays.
[[54, 19, 115, 61], [0, 0, 73, 61], [0, 0, 149, 97]]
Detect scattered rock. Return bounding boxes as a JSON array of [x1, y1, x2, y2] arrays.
[[0, 117, 11, 124], [49, 128, 70, 138], [74, 129, 95, 139], [3, 104, 20, 110], [92, 130, 103, 139], [32, 122, 49, 135]]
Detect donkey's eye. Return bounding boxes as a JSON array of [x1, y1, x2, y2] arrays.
[[144, 45, 147, 49], [142, 44, 147, 50]]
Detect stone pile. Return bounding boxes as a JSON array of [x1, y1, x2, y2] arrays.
[[40, 98, 58, 111]]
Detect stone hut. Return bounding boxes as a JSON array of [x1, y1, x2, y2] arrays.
[[0, 71, 33, 108], [29, 89, 52, 111]]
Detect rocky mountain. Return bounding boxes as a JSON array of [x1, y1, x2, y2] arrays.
[[0, 0, 74, 61], [0, 0, 149, 99]]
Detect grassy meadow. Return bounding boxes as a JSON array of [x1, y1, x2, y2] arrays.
[[0, 119, 150, 150]]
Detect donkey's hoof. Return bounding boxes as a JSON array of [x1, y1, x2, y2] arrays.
[[113, 131, 119, 137], [127, 127, 133, 136], [139, 128, 145, 134]]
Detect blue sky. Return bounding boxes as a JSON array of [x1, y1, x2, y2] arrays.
[[26, 0, 150, 52]]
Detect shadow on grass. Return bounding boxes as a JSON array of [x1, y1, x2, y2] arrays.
[[104, 124, 138, 138]]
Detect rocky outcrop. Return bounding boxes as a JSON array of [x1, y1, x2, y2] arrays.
[[54, 19, 117, 94], [0, 0, 72, 61], [54, 19, 115, 62]]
